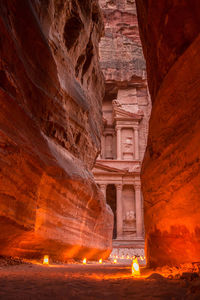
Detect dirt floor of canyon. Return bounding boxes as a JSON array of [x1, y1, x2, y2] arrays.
[[0, 258, 200, 300]]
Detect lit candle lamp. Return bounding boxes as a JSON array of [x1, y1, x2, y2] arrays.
[[43, 255, 49, 265], [83, 258, 87, 264], [132, 257, 140, 276]]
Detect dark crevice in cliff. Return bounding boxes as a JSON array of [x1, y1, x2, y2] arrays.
[[64, 11, 84, 50], [81, 39, 94, 80], [75, 54, 85, 77]]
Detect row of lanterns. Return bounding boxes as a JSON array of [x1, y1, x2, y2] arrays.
[[80, 257, 141, 276], [43, 255, 141, 276]]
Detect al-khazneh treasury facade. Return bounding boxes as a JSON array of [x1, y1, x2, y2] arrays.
[[93, 0, 151, 256]]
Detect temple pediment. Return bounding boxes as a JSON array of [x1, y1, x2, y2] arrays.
[[94, 162, 141, 175], [113, 105, 143, 121], [94, 163, 126, 174]]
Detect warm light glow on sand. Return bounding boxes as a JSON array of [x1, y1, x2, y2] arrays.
[[99, 258, 102, 264], [132, 258, 140, 276], [83, 258, 87, 264], [43, 255, 49, 265]]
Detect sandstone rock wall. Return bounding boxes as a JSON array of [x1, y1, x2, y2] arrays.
[[99, 0, 151, 160], [136, 0, 200, 266], [0, 0, 113, 260]]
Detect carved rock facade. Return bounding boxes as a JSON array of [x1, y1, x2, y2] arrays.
[[93, 0, 151, 255], [0, 0, 113, 260]]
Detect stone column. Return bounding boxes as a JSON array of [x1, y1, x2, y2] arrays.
[[116, 184, 123, 238], [134, 125, 139, 160], [100, 184, 107, 203], [113, 133, 116, 159], [101, 135, 105, 159], [135, 184, 143, 237], [116, 127, 122, 160]]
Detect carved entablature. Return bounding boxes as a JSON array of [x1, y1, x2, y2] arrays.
[[112, 104, 144, 124]]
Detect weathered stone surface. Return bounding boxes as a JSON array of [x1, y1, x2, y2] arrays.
[[0, 0, 113, 260], [93, 0, 151, 256], [99, 0, 146, 98], [99, 0, 151, 160], [136, 0, 200, 266]]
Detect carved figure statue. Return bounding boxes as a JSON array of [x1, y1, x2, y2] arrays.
[[112, 99, 121, 107], [125, 210, 135, 222]]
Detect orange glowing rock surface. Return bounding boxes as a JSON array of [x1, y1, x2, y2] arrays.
[[132, 258, 140, 276], [136, 0, 200, 267], [0, 0, 113, 262]]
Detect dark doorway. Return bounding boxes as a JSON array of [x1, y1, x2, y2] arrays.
[[106, 184, 117, 239]]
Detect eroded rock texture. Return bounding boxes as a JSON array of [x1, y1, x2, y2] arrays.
[[100, 0, 146, 92], [136, 0, 200, 266], [0, 0, 113, 260], [99, 0, 151, 159]]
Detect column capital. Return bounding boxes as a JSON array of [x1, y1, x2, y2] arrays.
[[134, 184, 141, 191], [133, 124, 139, 130], [116, 184, 122, 191], [100, 184, 107, 190], [116, 125, 122, 131]]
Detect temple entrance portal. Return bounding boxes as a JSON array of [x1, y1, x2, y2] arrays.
[[106, 184, 117, 239]]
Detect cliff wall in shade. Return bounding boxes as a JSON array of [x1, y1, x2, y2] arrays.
[[0, 0, 113, 260], [136, 0, 200, 266]]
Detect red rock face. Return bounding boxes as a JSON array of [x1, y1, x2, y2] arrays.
[[136, 0, 200, 266], [99, 0, 151, 161], [99, 0, 146, 99], [0, 0, 113, 260]]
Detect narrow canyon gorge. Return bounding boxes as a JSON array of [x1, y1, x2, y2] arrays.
[[1, 0, 200, 299], [0, 0, 200, 281]]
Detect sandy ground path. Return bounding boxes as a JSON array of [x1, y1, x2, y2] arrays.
[[0, 263, 194, 299]]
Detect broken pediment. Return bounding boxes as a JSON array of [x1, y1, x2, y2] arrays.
[[112, 102, 143, 121], [94, 163, 125, 174]]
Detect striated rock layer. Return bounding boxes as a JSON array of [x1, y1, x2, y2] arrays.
[[0, 0, 113, 260], [136, 0, 200, 266]]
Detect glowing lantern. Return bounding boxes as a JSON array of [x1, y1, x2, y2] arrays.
[[113, 259, 117, 264], [43, 255, 49, 265], [99, 258, 102, 264], [127, 255, 130, 259], [132, 257, 140, 276], [83, 258, 87, 264]]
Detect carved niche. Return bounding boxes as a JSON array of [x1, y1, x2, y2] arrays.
[[122, 128, 134, 160]]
